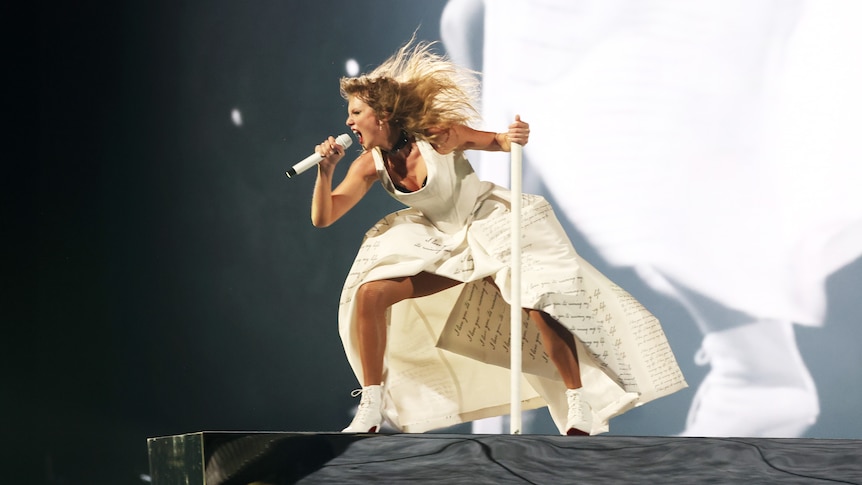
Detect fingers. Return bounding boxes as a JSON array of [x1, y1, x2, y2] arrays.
[[510, 115, 529, 132], [508, 115, 530, 146], [511, 114, 528, 128], [316, 136, 344, 158]]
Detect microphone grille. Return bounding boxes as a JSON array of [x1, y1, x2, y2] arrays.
[[336, 133, 354, 149]]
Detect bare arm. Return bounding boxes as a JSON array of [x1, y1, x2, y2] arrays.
[[430, 115, 530, 154], [311, 138, 377, 228]]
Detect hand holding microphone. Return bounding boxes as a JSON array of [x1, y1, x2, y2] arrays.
[[286, 133, 353, 178]]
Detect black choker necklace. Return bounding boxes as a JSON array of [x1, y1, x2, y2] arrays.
[[386, 130, 410, 154]]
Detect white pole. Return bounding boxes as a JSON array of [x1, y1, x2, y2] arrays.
[[509, 142, 523, 434]]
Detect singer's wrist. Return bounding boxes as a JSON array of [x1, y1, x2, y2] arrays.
[[495, 132, 509, 152]]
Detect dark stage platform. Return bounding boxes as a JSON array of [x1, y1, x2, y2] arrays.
[[148, 431, 862, 484]]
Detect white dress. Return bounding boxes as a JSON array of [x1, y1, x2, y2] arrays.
[[337, 140, 687, 434]]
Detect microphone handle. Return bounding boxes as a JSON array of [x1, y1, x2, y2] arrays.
[[286, 133, 353, 179], [285, 153, 322, 178]]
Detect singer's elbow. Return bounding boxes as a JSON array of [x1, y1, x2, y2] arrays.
[[311, 213, 333, 228], [311, 217, 329, 228]]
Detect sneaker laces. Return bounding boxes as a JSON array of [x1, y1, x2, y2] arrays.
[[694, 345, 711, 366], [349, 388, 381, 425], [685, 344, 713, 428], [567, 396, 582, 420], [566, 390, 587, 424]]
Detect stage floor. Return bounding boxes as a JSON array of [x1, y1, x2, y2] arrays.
[[148, 432, 862, 484]]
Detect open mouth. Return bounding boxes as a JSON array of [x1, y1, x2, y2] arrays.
[[353, 130, 364, 146]]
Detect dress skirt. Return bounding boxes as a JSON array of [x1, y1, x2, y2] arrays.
[[338, 186, 687, 434]]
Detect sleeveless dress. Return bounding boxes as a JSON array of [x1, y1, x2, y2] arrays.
[[337, 140, 687, 434]]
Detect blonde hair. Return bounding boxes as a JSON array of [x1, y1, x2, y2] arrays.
[[340, 38, 480, 146]]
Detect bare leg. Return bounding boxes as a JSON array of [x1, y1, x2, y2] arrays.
[[355, 272, 461, 386], [529, 309, 592, 435], [528, 310, 582, 389]]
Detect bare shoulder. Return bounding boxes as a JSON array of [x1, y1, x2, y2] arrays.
[[425, 126, 456, 154], [426, 124, 495, 154], [347, 150, 379, 182]]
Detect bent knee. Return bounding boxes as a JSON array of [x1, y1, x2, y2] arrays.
[[356, 279, 404, 310]]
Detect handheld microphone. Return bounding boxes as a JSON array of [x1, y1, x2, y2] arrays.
[[285, 133, 354, 178]]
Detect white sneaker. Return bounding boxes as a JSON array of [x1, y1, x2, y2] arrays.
[[342, 385, 383, 433], [565, 388, 591, 436], [681, 322, 819, 437], [681, 372, 819, 437]]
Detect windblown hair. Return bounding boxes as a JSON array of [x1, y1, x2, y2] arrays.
[[340, 39, 480, 146]]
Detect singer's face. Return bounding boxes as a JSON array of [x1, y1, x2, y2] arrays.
[[346, 96, 388, 150]]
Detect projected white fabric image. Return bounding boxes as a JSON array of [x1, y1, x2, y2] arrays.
[[442, 0, 862, 437]]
